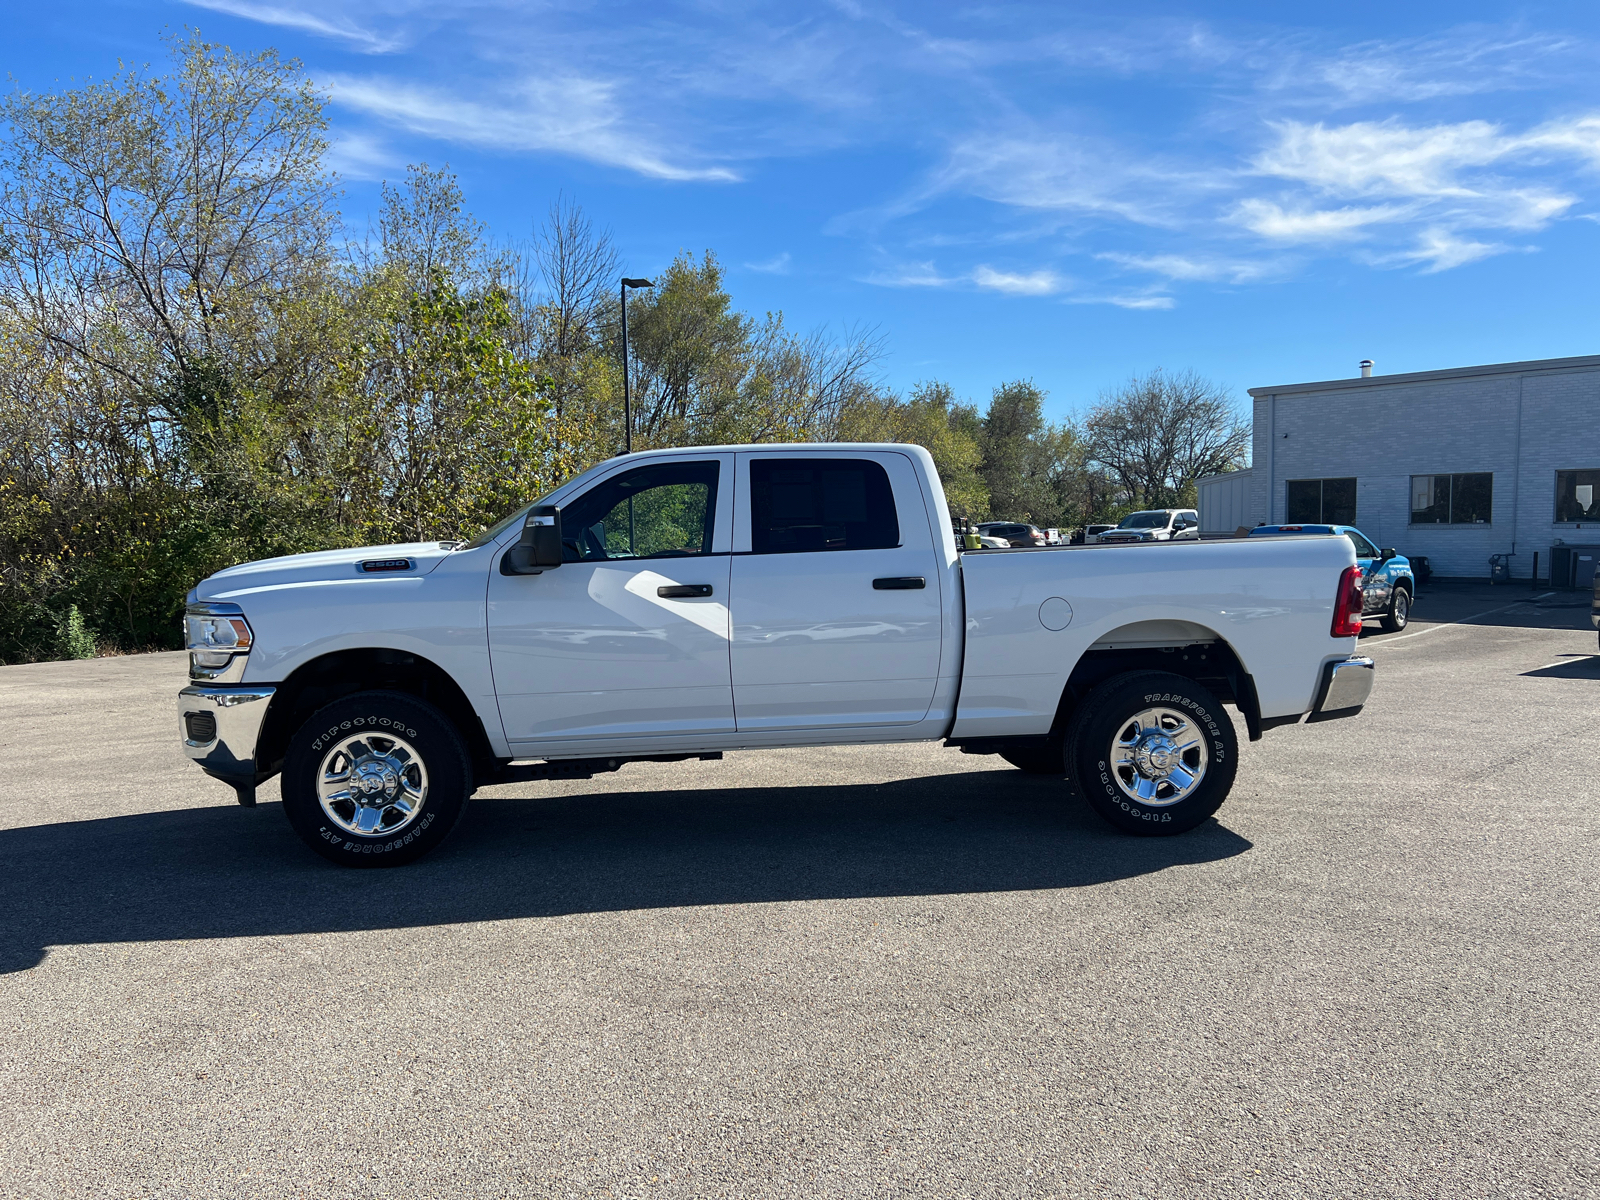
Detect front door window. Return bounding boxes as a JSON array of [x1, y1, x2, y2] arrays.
[[558, 460, 718, 561]]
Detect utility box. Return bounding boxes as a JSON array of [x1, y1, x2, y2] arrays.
[[1549, 545, 1600, 588]]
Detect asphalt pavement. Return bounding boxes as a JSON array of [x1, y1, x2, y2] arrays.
[[0, 581, 1595, 1198]]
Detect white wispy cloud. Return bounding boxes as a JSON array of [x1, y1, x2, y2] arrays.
[[1108, 294, 1176, 310], [1098, 253, 1281, 283], [1295, 31, 1582, 105], [324, 132, 398, 181], [170, 3, 1600, 296], [861, 262, 954, 288], [179, 0, 404, 53], [1232, 199, 1411, 242], [1391, 229, 1514, 273], [1235, 115, 1592, 264], [931, 129, 1197, 226], [971, 266, 1064, 295], [326, 75, 739, 182]]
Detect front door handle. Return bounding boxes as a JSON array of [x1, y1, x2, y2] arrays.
[[657, 584, 713, 598], [873, 576, 926, 590]]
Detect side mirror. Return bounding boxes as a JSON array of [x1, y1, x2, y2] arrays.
[[1379, 548, 1397, 562], [502, 505, 563, 575]]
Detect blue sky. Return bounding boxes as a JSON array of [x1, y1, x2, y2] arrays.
[[10, 2, 1600, 425]]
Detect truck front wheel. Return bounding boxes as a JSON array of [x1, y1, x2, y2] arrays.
[[1067, 672, 1238, 836], [280, 691, 472, 867]]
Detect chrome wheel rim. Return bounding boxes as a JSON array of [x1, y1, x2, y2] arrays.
[[1394, 591, 1409, 628], [1108, 706, 1208, 807], [316, 732, 429, 837]]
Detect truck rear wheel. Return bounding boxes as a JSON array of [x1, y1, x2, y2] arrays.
[[280, 691, 472, 867], [1067, 672, 1237, 836]]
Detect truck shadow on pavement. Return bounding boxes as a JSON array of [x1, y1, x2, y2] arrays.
[[0, 770, 1251, 974]]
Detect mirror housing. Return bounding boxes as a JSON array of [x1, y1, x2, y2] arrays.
[[502, 505, 563, 575], [1379, 547, 1397, 562]]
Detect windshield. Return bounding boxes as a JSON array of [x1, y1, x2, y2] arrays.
[[1118, 511, 1170, 529], [459, 490, 557, 550]]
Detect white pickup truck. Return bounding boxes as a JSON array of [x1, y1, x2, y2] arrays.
[[178, 443, 1374, 867]]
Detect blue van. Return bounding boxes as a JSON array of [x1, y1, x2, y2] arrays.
[[1248, 524, 1416, 632]]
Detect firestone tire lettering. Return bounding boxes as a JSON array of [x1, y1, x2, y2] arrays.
[[283, 692, 469, 868]]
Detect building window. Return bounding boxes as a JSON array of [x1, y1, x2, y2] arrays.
[[1285, 477, 1356, 525], [1554, 470, 1600, 522], [1410, 473, 1492, 524]]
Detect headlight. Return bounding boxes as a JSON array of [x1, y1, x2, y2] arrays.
[[185, 603, 253, 675]]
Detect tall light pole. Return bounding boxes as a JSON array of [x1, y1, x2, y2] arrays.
[[620, 277, 654, 454]]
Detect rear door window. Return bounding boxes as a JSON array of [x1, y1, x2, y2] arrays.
[[749, 458, 899, 553]]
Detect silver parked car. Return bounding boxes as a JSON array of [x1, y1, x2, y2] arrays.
[[1093, 509, 1200, 544]]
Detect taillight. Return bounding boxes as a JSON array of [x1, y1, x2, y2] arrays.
[[1331, 565, 1364, 637]]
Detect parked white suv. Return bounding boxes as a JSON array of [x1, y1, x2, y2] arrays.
[[1094, 509, 1200, 545]]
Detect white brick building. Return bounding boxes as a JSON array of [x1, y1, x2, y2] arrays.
[[1214, 354, 1600, 581]]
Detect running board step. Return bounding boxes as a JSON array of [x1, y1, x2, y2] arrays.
[[488, 752, 723, 784]]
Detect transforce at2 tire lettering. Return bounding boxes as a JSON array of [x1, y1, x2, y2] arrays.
[[1066, 671, 1238, 836], [281, 691, 471, 867]]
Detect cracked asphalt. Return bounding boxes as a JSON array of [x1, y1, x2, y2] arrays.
[[1, 582, 1595, 1198]]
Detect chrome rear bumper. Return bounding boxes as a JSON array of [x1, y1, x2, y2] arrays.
[[178, 685, 276, 798], [1307, 656, 1374, 722]]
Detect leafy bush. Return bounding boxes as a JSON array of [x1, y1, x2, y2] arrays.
[[53, 605, 97, 660]]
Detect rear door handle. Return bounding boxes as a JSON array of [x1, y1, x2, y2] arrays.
[[873, 576, 926, 590], [657, 584, 713, 598]]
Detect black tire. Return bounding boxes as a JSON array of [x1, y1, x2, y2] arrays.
[[999, 740, 1065, 775], [1381, 585, 1411, 633], [281, 691, 472, 868], [1066, 672, 1237, 836]]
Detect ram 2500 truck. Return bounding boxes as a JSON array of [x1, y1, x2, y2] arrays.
[[177, 443, 1374, 867]]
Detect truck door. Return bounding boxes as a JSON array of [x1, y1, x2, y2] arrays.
[[728, 451, 944, 731], [487, 455, 735, 748]]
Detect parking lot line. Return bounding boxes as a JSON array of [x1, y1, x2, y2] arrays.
[[1376, 597, 1546, 646]]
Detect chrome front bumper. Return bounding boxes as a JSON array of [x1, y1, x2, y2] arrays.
[[178, 685, 276, 784], [1307, 655, 1374, 722]]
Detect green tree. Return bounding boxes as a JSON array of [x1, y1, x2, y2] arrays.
[[0, 31, 339, 657], [329, 167, 579, 542], [838, 380, 989, 518], [624, 250, 883, 449], [978, 380, 1073, 526]]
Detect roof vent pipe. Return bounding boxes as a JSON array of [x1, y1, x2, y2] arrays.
[[1359, 359, 1374, 378]]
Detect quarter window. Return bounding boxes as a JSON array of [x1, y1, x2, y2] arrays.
[[750, 458, 899, 553], [1285, 478, 1356, 525], [1555, 469, 1600, 522], [1410, 473, 1492, 524]]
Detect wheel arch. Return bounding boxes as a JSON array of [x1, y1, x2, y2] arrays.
[[1052, 626, 1266, 742], [255, 648, 498, 780]]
